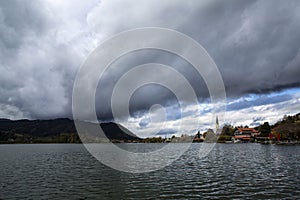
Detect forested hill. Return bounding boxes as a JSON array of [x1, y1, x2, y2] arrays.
[[271, 113, 300, 139], [0, 118, 140, 143]]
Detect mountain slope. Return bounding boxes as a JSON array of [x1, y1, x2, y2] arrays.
[[0, 118, 140, 143], [271, 113, 300, 140]]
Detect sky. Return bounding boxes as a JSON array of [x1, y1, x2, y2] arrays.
[[0, 0, 300, 137]]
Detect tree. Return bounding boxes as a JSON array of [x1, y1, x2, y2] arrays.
[[221, 125, 235, 136], [259, 122, 271, 137]]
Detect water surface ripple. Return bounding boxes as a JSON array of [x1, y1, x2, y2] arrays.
[[0, 143, 299, 199]]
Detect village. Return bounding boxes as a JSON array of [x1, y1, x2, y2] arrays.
[[141, 113, 300, 145], [194, 113, 300, 144]]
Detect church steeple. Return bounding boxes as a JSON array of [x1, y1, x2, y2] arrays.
[[216, 115, 219, 131]]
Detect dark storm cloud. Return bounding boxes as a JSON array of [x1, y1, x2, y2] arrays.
[[0, 1, 49, 52], [0, 0, 87, 118], [156, 128, 177, 136], [178, 0, 300, 97], [250, 116, 266, 126], [90, 0, 300, 120], [227, 94, 292, 111], [0, 0, 82, 119], [178, 1, 299, 94], [0, 0, 300, 120]]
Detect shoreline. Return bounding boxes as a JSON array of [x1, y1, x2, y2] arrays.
[[1, 141, 300, 145]]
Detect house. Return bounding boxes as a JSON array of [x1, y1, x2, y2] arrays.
[[235, 128, 260, 137], [232, 128, 260, 142], [193, 131, 204, 142]]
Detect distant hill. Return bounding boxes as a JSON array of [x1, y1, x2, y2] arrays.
[[0, 118, 140, 143], [271, 113, 300, 140]]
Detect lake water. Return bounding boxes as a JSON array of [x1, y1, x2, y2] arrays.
[[0, 143, 299, 199]]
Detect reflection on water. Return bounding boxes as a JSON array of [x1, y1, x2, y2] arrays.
[[0, 143, 299, 199]]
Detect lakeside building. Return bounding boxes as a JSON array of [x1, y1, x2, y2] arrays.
[[193, 131, 204, 142], [232, 128, 261, 142]]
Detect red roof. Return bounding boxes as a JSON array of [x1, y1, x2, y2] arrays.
[[237, 128, 259, 133], [234, 135, 251, 140], [234, 135, 251, 139]]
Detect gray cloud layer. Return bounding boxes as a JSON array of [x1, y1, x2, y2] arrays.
[[0, 0, 300, 120]]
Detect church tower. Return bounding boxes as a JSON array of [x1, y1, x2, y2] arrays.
[[216, 115, 220, 132]]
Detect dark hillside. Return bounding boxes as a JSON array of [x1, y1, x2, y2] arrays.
[[272, 113, 300, 140], [0, 118, 140, 143]]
